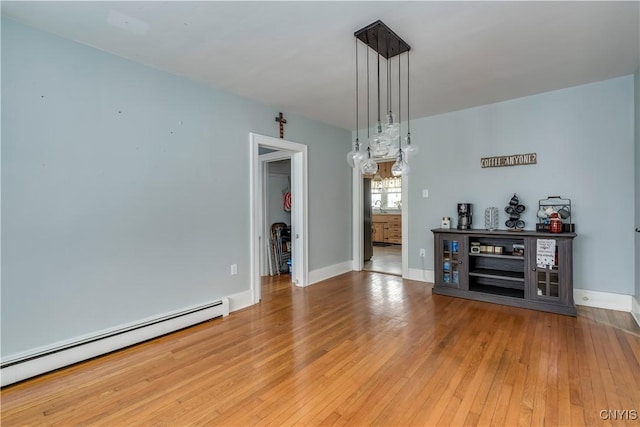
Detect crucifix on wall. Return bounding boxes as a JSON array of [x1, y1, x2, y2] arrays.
[[275, 112, 287, 139]]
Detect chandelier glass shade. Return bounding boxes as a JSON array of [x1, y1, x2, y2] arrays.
[[360, 146, 379, 175], [348, 20, 415, 176], [391, 148, 410, 176], [346, 138, 366, 167]]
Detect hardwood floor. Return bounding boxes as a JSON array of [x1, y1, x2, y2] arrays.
[[2, 272, 639, 426]]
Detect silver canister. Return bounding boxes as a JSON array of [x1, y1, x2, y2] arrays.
[[485, 207, 499, 231]]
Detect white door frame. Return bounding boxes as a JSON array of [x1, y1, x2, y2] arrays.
[[351, 160, 409, 277], [250, 133, 308, 304]]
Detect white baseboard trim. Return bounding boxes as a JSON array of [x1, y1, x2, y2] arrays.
[[309, 261, 353, 286], [227, 289, 254, 312], [573, 288, 632, 312], [405, 268, 434, 283], [0, 296, 238, 387], [632, 297, 640, 327]]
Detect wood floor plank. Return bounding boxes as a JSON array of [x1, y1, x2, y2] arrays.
[[557, 319, 572, 427], [431, 329, 493, 426], [2, 272, 639, 426]]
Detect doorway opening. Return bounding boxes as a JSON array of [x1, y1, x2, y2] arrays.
[[250, 133, 308, 305], [262, 156, 292, 278], [352, 159, 408, 277], [362, 160, 403, 276]]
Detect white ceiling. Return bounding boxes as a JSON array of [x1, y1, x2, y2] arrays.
[[3, 1, 639, 131]]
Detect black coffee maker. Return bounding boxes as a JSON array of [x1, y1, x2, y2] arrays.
[[457, 203, 473, 229]]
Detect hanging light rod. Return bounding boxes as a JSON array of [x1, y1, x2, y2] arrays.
[[354, 20, 410, 59]]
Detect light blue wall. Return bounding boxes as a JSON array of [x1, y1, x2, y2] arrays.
[[1, 19, 351, 357], [407, 75, 636, 295]]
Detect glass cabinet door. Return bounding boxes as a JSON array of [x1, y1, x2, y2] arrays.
[[531, 239, 564, 302], [442, 238, 462, 287], [536, 266, 560, 299]]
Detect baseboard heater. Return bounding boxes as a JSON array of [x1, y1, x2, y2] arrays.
[[1, 298, 229, 387]]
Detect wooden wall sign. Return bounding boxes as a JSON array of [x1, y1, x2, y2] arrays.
[[481, 152, 537, 168]]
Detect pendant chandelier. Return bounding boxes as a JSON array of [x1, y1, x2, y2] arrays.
[[347, 20, 417, 176]]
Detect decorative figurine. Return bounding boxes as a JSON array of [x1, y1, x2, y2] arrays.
[[504, 193, 525, 231]]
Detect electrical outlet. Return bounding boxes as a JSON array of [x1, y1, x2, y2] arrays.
[[419, 248, 426, 257], [422, 189, 429, 198], [230, 264, 238, 275]]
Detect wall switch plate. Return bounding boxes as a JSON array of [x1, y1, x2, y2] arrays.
[[422, 189, 429, 198], [231, 264, 238, 275]]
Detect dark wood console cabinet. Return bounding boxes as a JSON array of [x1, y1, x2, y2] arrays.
[[431, 229, 577, 316]]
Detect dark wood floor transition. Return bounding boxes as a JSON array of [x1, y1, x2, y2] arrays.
[[2, 272, 639, 426]]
